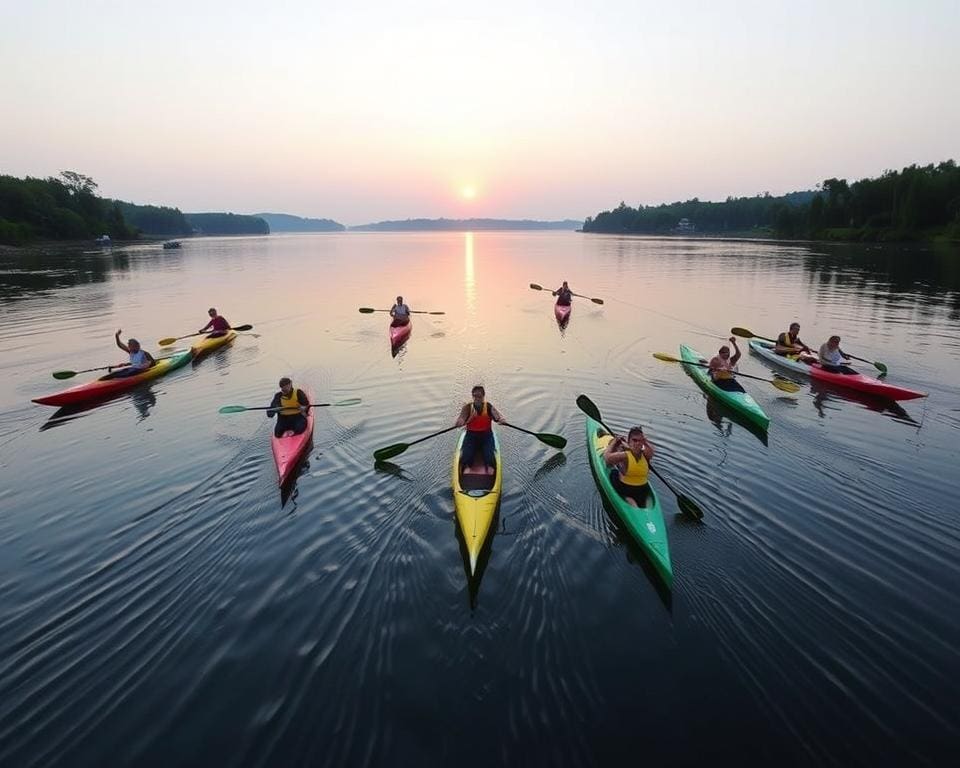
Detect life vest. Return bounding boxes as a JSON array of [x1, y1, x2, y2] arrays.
[[129, 349, 148, 368], [620, 449, 649, 486], [466, 401, 492, 432], [279, 388, 302, 416], [210, 316, 229, 331], [713, 357, 735, 380]]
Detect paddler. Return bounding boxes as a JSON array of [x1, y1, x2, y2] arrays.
[[390, 296, 411, 327], [198, 307, 232, 337], [706, 337, 745, 392], [774, 322, 812, 357], [112, 329, 156, 377], [455, 385, 505, 476], [818, 335, 856, 374], [552, 281, 573, 306], [603, 426, 654, 508], [266, 377, 311, 438]]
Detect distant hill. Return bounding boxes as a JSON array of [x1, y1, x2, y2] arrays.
[[185, 212, 269, 235], [256, 213, 345, 232], [349, 218, 583, 232]]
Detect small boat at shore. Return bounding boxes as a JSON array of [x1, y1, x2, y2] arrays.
[[162, 240, 182, 249]]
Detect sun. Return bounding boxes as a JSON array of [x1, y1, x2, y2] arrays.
[[460, 185, 476, 200]]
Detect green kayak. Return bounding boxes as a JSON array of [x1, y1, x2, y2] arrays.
[[679, 344, 770, 430], [585, 415, 673, 589]]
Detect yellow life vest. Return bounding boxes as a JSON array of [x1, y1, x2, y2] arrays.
[[621, 449, 649, 486], [279, 388, 301, 416]]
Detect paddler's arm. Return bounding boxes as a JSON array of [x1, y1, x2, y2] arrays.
[[198, 319, 213, 333], [639, 431, 654, 461], [296, 389, 310, 413], [143, 351, 156, 367], [489, 404, 505, 423], [603, 436, 628, 466], [454, 403, 470, 427], [114, 329, 129, 353], [266, 392, 282, 418], [729, 337, 741, 366]]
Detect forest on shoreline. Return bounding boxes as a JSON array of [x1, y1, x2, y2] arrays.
[[583, 160, 960, 243]]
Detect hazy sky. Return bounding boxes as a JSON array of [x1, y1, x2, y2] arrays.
[[2, 0, 958, 224]]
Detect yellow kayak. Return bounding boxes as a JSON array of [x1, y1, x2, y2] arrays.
[[452, 428, 502, 574], [190, 330, 237, 359]]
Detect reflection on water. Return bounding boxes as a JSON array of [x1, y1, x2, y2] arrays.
[[1, 233, 959, 766]]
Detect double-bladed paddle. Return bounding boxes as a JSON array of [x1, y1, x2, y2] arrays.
[[529, 283, 604, 305], [575, 394, 704, 520], [372, 420, 566, 463], [652, 352, 801, 393], [52, 363, 122, 380], [730, 326, 888, 375], [359, 308, 445, 315], [159, 324, 253, 346], [218, 398, 362, 414]]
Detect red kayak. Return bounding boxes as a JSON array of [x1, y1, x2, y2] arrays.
[[749, 340, 927, 401], [390, 319, 412, 349], [32, 349, 193, 407], [271, 393, 315, 487], [554, 302, 571, 326]]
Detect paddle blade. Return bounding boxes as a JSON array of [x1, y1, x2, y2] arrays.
[[332, 398, 362, 406], [158, 337, 177, 346], [536, 433, 567, 450], [771, 377, 801, 393], [373, 443, 408, 462], [575, 394, 602, 422], [529, 283, 544, 290], [652, 352, 682, 363], [358, 307, 376, 313], [730, 327, 755, 339], [591, 297, 604, 305], [427, 311, 446, 315], [51, 370, 78, 380], [232, 324, 253, 332], [218, 405, 249, 414], [873, 361, 888, 375], [677, 495, 704, 520]]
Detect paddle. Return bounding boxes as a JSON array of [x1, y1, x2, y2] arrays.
[[730, 327, 887, 375], [501, 422, 567, 450], [373, 424, 459, 462], [52, 364, 122, 380], [529, 283, 604, 305], [652, 352, 801, 393], [158, 324, 253, 346], [358, 308, 445, 315], [575, 394, 704, 520], [218, 397, 362, 414]]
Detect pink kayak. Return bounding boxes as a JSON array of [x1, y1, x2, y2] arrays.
[[389, 319, 412, 349], [749, 340, 927, 401], [271, 394, 315, 486], [554, 302, 571, 326]]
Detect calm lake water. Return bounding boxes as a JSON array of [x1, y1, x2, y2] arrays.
[[1, 232, 959, 766]]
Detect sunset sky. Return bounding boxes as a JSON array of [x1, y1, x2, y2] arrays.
[[2, 0, 958, 224]]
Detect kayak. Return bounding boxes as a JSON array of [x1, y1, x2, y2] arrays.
[[190, 330, 237, 358], [749, 340, 927, 401], [555, 302, 571, 326], [271, 392, 315, 487], [585, 415, 672, 589], [452, 427, 502, 575], [32, 349, 193, 407], [679, 344, 770, 430], [389, 319, 412, 349]]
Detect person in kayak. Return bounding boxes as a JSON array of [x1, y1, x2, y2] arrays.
[[552, 281, 573, 306], [774, 322, 812, 358], [267, 377, 311, 438], [455, 385, 505, 475], [111, 329, 156, 377], [604, 426, 654, 507], [198, 307, 231, 337], [390, 296, 411, 327], [818, 335, 856, 374], [706, 337, 745, 392]]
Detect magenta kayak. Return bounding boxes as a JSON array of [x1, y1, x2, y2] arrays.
[[389, 319, 412, 348], [554, 303, 571, 326], [271, 393, 315, 487], [749, 340, 927, 401]]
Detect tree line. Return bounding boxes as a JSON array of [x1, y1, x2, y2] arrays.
[[1, 171, 271, 244], [582, 160, 960, 242]]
